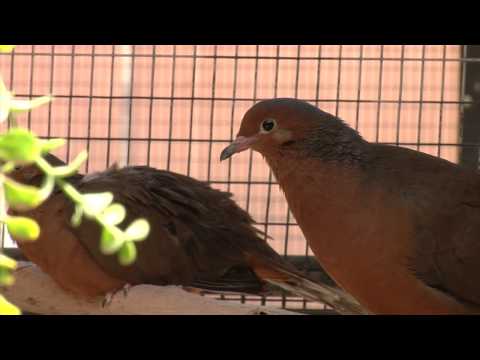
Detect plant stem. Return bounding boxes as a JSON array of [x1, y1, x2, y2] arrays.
[[55, 178, 84, 204]]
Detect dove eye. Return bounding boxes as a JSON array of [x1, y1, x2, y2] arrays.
[[260, 118, 277, 133]]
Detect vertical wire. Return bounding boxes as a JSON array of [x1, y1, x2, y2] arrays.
[[206, 45, 218, 183], [244, 46, 260, 219], [334, 45, 343, 117], [437, 45, 447, 158], [222, 45, 240, 304], [146, 45, 157, 167], [416, 45, 426, 151], [66, 45, 76, 162], [126, 45, 136, 165], [186, 45, 198, 176], [27, 45, 35, 130], [262, 45, 281, 307], [226, 45, 240, 194], [8, 45, 15, 104], [106, 45, 116, 168], [375, 45, 385, 143], [460, 45, 468, 163], [244, 45, 260, 305], [47, 45, 55, 143], [281, 44, 302, 310], [395, 45, 405, 146], [354, 45, 364, 131], [314, 45, 323, 108], [85, 45, 96, 172], [166, 45, 177, 171]]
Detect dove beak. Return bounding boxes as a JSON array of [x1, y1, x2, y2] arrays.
[[220, 135, 259, 161]]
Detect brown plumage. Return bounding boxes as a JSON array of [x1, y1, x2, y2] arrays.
[[8, 153, 364, 314], [221, 97, 480, 315]]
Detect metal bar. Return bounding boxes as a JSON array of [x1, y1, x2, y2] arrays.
[[395, 45, 405, 146], [105, 45, 116, 168], [354, 45, 364, 130], [29, 135, 477, 148], [261, 45, 281, 307], [225, 45, 240, 194], [47, 45, 55, 143], [375, 45, 385, 142], [85, 45, 96, 172], [334, 45, 343, 117], [437, 45, 447, 158], [416, 45, 426, 151], [27, 45, 35, 130], [166, 45, 177, 171], [459, 45, 480, 169], [146, 46, 157, 166], [206, 45, 218, 182], [126, 45, 136, 165], [186, 45, 198, 176], [243, 45, 260, 305], [66, 45, 76, 162], [4, 92, 474, 106], [1, 51, 475, 63]]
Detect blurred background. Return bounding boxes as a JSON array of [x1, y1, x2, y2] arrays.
[[1, 45, 477, 313]]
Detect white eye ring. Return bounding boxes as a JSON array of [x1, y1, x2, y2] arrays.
[[260, 118, 277, 133]]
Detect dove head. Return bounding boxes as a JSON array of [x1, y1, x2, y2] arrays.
[[220, 98, 366, 163]]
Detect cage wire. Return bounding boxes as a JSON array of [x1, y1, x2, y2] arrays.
[[0, 45, 477, 313]]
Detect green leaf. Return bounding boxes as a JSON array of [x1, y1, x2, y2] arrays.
[[0, 128, 41, 163], [0, 80, 52, 122], [54, 179, 83, 203], [0, 89, 12, 123], [4, 178, 44, 211], [0, 46, 15, 53], [100, 226, 124, 255], [5, 216, 40, 242], [125, 218, 150, 242], [0, 268, 15, 286], [3, 174, 54, 211], [0, 254, 17, 270], [1, 161, 15, 174], [102, 203, 126, 225], [39, 138, 66, 154], [83, 192, 114, 217], [0, 76, 11, 123], [38, 150, 88, 178], [71, 204, 83, 227], [118, 242, 137, 266], [0, 254, 16, 286], [9, 95, 53, 113], [0, 295, 21, 315]]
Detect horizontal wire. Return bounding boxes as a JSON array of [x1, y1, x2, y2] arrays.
[[28, 136, 480, 148], [1, 51, 479, 63], [8, 93, 475, 106]]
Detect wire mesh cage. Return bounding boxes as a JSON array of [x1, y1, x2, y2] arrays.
[[0, 44, 476, 313]]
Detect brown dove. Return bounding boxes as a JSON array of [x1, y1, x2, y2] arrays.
[[221, 97, 480, 315], [7, 153, 364, 314]]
